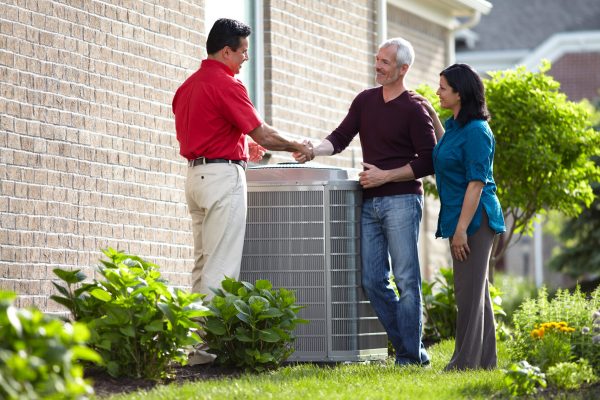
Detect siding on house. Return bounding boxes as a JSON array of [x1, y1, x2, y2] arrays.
[[1, 0, 458, 311]]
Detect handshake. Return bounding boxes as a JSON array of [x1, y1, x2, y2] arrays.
[[292, 139, 315, 164], [249, 139, 315, 164]]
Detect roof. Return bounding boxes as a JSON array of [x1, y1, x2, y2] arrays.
[[458, 0, 600, 52]]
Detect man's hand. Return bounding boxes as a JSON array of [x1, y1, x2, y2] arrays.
[[359, 162, 390, 189], [249, 141, 267, 162], [293, 140, 314, 163]]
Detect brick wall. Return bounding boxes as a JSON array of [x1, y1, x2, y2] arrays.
[[0, 0, 205, 311], [387, 5, 447, 90], [1, 0, 455, 311], [264, 0, 377, 168]]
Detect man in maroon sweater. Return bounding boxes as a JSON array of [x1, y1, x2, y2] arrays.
[[295, 37, 436, 366]]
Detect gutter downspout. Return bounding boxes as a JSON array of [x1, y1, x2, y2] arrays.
[[446, 11, 481, 65]]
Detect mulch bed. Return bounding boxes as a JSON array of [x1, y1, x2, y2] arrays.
[[87, 364, 243, 398]]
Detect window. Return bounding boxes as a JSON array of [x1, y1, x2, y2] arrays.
[[205, 0, 263, 113]]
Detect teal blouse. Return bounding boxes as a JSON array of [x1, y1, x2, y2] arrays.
[[432, 118, 506, 238]]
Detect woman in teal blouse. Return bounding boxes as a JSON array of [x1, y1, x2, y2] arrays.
[[418, 63, 505, 370]]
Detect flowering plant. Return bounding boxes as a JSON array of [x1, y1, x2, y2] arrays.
[[575, 309, 600, 374], [509, 286, 600, 372], [529, 321, 575, 370]]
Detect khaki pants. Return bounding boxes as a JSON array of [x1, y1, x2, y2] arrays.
[[185, 162, 247, 300]]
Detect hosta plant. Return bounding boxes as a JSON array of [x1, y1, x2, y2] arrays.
[[51, 248, 211, 380], [203, 277, 307, 371], [0, 291, 101, 400]]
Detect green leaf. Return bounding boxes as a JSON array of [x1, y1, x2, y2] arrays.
[[234, 300, 251, 316], [258, 329, 280, 342], [119, 325, 136, 337], [53, 268, 86, 284], [145, 319, 164, 332], [89, 288, 112, 302], [49, 295, 74, 311], [255, 280, 272, 290], [71, 345, 103, 364], [204, 318, 227, 335], [158, 302, 176, 325], [236, 312, 253, 325], [235, 331, 253, 342]]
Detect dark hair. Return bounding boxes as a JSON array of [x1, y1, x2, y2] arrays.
[[440, 63, 490, 126], [206, 18, 252, 55]]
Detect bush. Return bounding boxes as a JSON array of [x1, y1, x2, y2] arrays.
[[546, 359, 597, 390], [509, 286, 600, 372], [51, 248, 211, 380], [503, 360, 547, 397], [0, 291, 101, 400], [203, 277, 306, 371], [422, 268, 456, 341]]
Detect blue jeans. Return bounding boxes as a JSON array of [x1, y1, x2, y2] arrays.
[[361, 194, 429, 365]]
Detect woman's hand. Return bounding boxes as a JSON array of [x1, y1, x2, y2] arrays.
[[450, 230, 470, 262], [409, 91, 436, 116]]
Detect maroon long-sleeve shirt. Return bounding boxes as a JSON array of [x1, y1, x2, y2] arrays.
[[326, 87, 436, 199]]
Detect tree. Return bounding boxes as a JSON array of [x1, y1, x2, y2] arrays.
[[418, 61, 600, 269], [549, 101, 600, 280]]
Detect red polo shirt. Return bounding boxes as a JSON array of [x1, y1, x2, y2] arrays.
[[172, 59, 263, 161]]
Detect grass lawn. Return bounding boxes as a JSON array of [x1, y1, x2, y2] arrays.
[[103, 340, 597, 400], [103, 340, 501, 399]]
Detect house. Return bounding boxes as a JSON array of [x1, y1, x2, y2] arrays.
[[456, 0, 600, 286], [457, 0, 600, 101], [0, 0, 491, 311]]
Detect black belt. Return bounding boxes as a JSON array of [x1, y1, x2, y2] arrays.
[[188, 157, 247, 170]]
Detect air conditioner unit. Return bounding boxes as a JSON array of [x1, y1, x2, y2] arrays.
[[240, 165, 388, 362]]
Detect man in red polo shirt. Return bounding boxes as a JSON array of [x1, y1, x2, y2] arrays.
[[173, 18, 312, 313]]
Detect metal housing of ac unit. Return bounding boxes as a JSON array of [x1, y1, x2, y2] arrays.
[[240, 164, 388, 362]]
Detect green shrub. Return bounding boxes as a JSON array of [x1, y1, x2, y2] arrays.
[[546, 359, 597, 390], [0, 291, 101, 400], [203, 277, 306, 371], [509, 286, 600, 372], [51, 248, 211, 380], [422, 268, 456, 341], [503, 360, 547, 397]]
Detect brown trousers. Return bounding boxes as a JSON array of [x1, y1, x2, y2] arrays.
[[446, 211, 497, 370]]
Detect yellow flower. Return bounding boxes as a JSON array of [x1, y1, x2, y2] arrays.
[[530, 329, 539, 338]]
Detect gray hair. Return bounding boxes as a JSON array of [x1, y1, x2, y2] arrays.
[[379, 37, 415, 67]]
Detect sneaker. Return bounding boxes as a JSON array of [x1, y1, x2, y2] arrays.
[[188, 344, 216, 366]]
